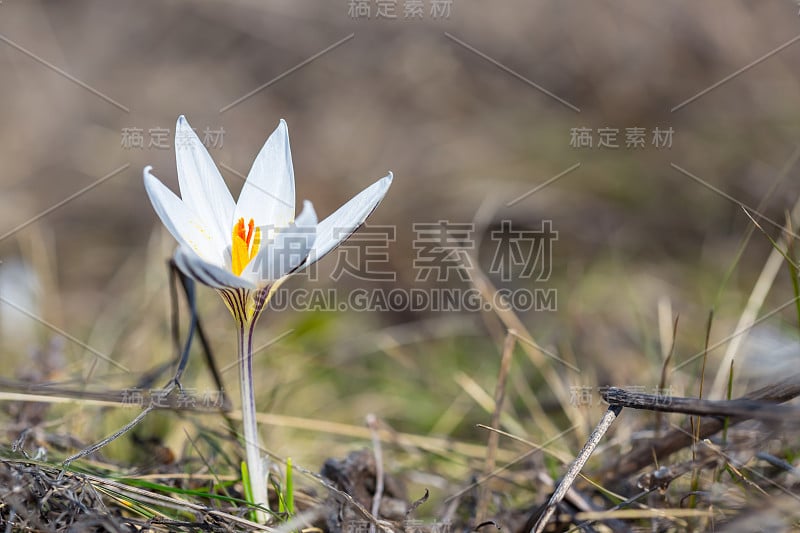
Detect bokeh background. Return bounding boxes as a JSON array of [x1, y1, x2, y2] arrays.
[[2, 0, 800, 512]]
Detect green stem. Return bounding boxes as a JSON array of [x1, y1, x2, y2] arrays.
[[238, 317, 269, 522], [223, 286, 272, 523]]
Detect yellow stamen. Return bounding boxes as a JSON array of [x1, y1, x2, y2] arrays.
[[231, 217, 261, 276]]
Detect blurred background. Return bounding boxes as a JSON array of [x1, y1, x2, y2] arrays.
[[1, 0, 800, 510]]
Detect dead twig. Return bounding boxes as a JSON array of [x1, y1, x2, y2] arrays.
[[531, 405, 623, 533], [601, 387, 800, 420], [605, 373, 800, 479]]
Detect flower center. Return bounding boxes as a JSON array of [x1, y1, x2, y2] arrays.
[[231, 218, 261, 276]]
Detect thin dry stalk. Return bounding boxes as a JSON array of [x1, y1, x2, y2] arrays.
[[655, 315, 679, 436], [476, 331, 516, 522], [531, 405, 623, 533], [366, 414, 384, 533]]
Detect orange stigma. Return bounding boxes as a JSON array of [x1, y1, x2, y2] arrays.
[[231, 218, 261, 276]]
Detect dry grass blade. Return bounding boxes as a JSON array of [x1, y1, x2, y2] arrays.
[[476, 331, 516, 522], [453, 372, 526, 436], [655, 314, 679, 436], [460, 261, 585, 437], [445, 424, 579, 504], [574, 508, 710, 521], [0, 378, 230, 411], [710, 196, 800, 398], [365, 414, 384, 533], [250, 411, 519, 462], [475, 424, 573, 464]]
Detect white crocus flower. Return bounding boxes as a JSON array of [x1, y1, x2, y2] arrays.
[[143, 116, 392, 523]]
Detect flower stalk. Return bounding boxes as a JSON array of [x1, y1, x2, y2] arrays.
[[222, 286, 271, 521], [237, 312, 267, 521]]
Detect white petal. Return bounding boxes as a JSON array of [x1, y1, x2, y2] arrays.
[[234, 119, 295, 229], [243, 200, 318, 283], [306, 173, 393, 266], [174, 246, 255, 289], [175, 116, 235, 247], [294, 199, 317, 227], [143, 166, 223, 264]]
